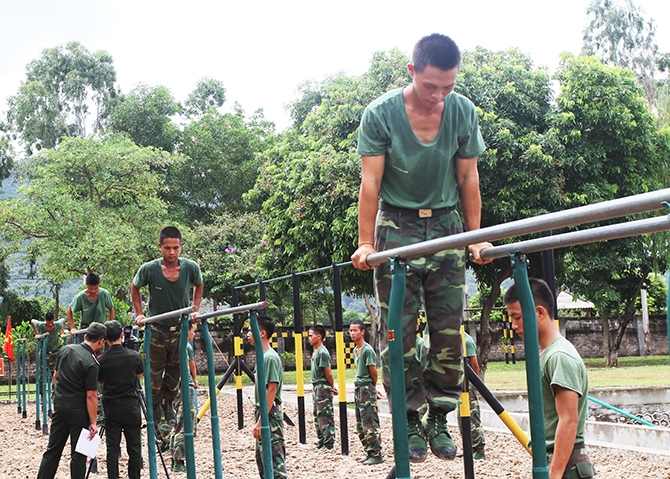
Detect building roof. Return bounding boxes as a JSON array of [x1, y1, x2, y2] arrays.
[[557, 291, 595, 310]]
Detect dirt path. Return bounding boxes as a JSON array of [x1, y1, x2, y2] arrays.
[[2, 393, 669, 479]]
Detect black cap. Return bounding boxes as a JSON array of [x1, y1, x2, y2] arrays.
[[104, 320, 123, 338], [87, 322, 107, 337]]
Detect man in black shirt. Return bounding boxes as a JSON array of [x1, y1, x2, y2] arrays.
[[98, 321, 144, 479], [37, 322, 107, 479]]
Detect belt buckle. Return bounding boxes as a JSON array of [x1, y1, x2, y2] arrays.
[[418, 208, 432, 218], [169, 326, 178, 332]]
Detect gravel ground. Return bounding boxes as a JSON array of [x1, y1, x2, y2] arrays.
[[1, 393, 669, 479]]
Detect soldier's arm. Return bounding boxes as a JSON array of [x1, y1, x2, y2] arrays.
[[324, 366, 338, 395], [66, 307, 75, 332], [86, 389, 99, 438], [352, 155, 385, 270], [455, 157, 491, 264]]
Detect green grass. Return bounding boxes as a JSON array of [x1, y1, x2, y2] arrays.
[[4, 356, 667, 400], [482, 355, 670, 390]]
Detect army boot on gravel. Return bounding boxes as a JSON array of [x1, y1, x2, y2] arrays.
[[422, 409, 457, 460], [407, 412, 428, 463]]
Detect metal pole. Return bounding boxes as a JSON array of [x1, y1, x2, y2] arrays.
[[666, 270, 670, 362], [459, 329, 474, 479], [480, 216, 670, 261], [587, 396, 655, 427], [41, 337, 48, 434], [21, 340, 27, 418], [250, 311, 274, 479], [233, 287, 244, 430], [332, 262, 349, 455], [200, 317, 223, 479], [35, 335, 43, 431], [197, 302, 269, 321], [540, 229, 558, 320], [388, 257, 410, 479], [179, 316, 196, 479], [366, 188, 670, 266], [292, 270, 307, 445], [511, 253, 549, 479], [142, 326, 158, 479]]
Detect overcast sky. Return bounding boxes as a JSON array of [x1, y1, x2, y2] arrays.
[[1, 0, 668, 132]]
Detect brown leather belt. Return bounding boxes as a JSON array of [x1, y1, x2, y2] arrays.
[[379, 201, 455, 218]]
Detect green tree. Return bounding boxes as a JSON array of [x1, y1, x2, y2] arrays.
[[551, 54, 670, 366], [165, 108, 274, 224], [108, 84, 180, 151], [183, 78, 227, 119], [0, 134, 184, 306], [457, 47, 563, 375], [6, 41, 117, 154], [582, 0, 664, 104]]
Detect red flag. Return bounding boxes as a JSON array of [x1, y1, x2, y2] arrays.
[[3, 318, 14, 363]]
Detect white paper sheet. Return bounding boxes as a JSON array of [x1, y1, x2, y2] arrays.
[[74, 428, 101, 458]]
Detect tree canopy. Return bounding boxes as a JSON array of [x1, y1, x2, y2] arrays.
[[0, 134, 184, 295], [6, 41, 117, 154]]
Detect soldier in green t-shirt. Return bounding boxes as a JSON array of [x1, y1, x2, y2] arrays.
[[349, 320, 383, 465], [247, 314, 286, 479], [504, 279, 594, 479], [67, 272, 115, 332], [131, 226, 203, 443], [308, 325, 337, 451], [351, 34, 492, 462], [31, 312, 65, 371]]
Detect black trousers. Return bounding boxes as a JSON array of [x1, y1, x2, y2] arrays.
[[105, 413, 142, 479], [36, 406, 89, 479]]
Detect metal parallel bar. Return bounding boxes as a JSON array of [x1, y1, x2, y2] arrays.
[[142, 326, 158, 479], [197, 301, 269, 321], [388, 257, 410, 479], [511, 254, 549, 479], [200, 317, 223, 479], [179, 318, 196, 479], [234, 261, 355, 289], [480, 216, 670, 261], [140, 306, 194, 325], [250, 312, 274, 479], [366, 188, 670, 266], [587, 396, 655, 427]]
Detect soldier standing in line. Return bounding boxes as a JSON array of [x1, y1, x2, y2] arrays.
[[308, 325, 338, 451], [247, 315, 287, 479], [349, 320, 383, 465]]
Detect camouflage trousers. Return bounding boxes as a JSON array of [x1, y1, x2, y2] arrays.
[[46, 349, 59, 373], [354, 383, 382, 456], [312, 383, 335, 448], [170, 385, 197, 462], [457, 384, 485, 452], [374, 209, 465, 414], [548, 444, 595, 479], [254, 407, 287, 479], [149, 328, 181, 413]]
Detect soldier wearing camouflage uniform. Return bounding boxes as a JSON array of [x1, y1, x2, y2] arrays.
[[170, 320, 199, 472], [131, 226, 203, 449], [459, 332, 485, 459], [31, 312, 65, 372], [248, 315, 287, 479], [349, 320, 383, 465], [351, 33, 490, 463], [504, 279, 595, 479], [309, 325, 337, 450]]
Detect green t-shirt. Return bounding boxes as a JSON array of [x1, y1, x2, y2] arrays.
[[541, 336, 589, 449], [53, 343, 99, 410], [354, 342, 377, 385], [465, 332, 477, 358], [357, 88, 486, 209], [254, 346, 283, 408], [70, 288, 114, 328], [33, 318, 65, 352], [133, 258, 203, 327], [311, 345, 331, 385]]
